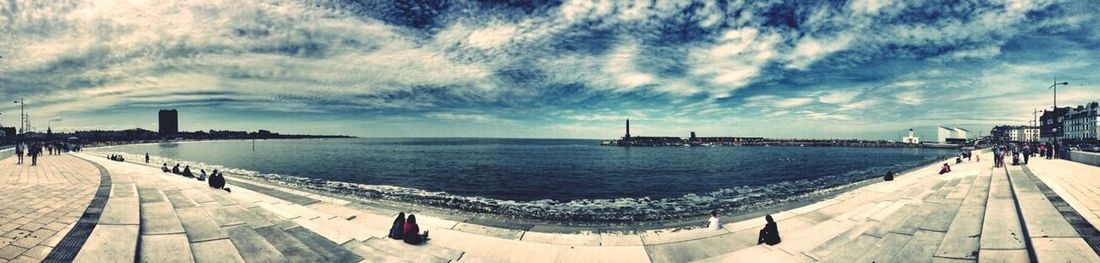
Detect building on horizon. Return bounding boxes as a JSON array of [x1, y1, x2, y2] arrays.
[[1062, 102, 1099, 141], [936, 127, 968, 144], [901, 128, 920, 144], [159, 109, 178, 138], [991, 125, 1039, 142]]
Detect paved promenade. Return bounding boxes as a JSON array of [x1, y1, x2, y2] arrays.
[[2, 150, 1100, 262]]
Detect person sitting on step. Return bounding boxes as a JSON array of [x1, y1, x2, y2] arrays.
[[389, 212, 406, 239], [182, 165, 194, 178], [161, 163, 170, 173], [757, 214, 781, 245], [403, 214, 429, 245]]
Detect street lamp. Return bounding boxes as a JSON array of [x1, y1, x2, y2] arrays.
[[13, 99, 23, 134], [1049, 79, 1068, 159]]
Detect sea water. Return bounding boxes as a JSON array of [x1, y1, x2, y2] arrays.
[[101, 138, 957, 222]]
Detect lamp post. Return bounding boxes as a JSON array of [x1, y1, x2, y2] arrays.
[[13, 99, 23, 134], [1049, 79, 1069, 159]]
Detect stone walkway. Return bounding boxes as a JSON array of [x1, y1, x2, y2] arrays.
[[0, 154, 100, 263], [4, 150, 1100, 262]]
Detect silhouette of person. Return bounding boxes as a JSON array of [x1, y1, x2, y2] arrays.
[[757, 215, 781, 245]]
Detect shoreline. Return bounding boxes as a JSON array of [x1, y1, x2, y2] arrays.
[[86, 146, 964, 234]]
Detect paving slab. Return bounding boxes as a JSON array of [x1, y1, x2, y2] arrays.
[[854, 232, 912, 263], [976, 249, 1029, 263], [176, 207, 229, 242], [341, 239, 403, 262], [165, 190, 199, 209], [806, 222, 875, 260], [140, 234, 195, 263], [1031, 237, 1100, 262], [138, 187, 167, 204], [99, 195, 139, 225], [225, 179, 319, 206], [893, 230, 947, 261], [819, 234, 879, 263], [865, 204, 919, 238], [283, 226, 363, 262], [599, 232, 644, 246], [521, 231, 601, 246], [252, 226, 327, 263], [72, 224, 139, 263], [363, 237, 461, 262], [223, 225, 289, 263], [190, 239, 246, 263], [453, 222, 525, 240], [205, 205, 247, 227], [141, 202, 186, 235], [1016, 196, 1081, 238], [934, 205, 983, 260]]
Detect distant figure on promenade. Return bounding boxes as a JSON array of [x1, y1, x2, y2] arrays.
[[1047, 144, 1055, 159], [884, 171, 895, 181], [1022, 146, 1031, 164], [161, 163, 170, 173], [955, 156, 962, 164], [29, 142, 40, 166], [182, 165, 193, 178], [198, 169, 207, 181], [939, 163, 951, 175], [145, 153, 149, 163], [707, 211, 721, 231], [389, 212, 406, 239], [14, 142, 24, 165], [757, 215, 781, 245], [172, 163, 181, 174], [403, 214, 429, 245]]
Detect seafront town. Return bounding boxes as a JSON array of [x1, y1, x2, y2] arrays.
[[0, 143, 1097, 262]]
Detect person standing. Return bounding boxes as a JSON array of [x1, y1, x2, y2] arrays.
[[1023, 145, 1031, 164], [14, 142, 24, 165], [145, 153, 150, 163], [30, 142, 40, 166]]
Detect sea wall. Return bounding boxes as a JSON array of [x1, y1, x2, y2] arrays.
[[1069, 151, 1100, 166]]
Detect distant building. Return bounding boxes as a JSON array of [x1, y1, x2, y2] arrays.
[[0, 127, 14, 140], [1063, 102, 1100, 141], [159, 109, 178, 138], [937, 127, 968, 144], [991, 125, 1039, 142], [1040, 107, 1071, 143], [901, 129, 920, 144]]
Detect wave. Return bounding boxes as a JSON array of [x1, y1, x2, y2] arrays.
[[98, 151, 946, 223]]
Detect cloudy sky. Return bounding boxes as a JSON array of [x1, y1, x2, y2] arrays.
[[0, 0, 1098, 139]]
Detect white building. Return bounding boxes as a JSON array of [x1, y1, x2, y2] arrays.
[[1009, 126, 1040, 142], [937, 126, 970, 143], [901, 128, 920, 144], [1063, 102, 1100, 141]]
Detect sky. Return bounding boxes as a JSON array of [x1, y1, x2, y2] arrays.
[[0, 0, 1098, 140]]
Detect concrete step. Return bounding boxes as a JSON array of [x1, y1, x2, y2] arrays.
[[284, 226, 363, 263], [363, 236, 464, 262], [806, 222, 875, 260], [934, 169, 991, 260], [980, 167, 1028, 260], [891, 230, 946, 261], [341, 238, 404, 262], [190, 239, 247, 263], [853, 232, 912, 263], [252, 226, 327, 262], [223, 225, 290, 263], [176, 207, 230, 243], [140, 234, 195, 263], [818, 234, 879, 263], [141, 202, 186, 235], [72, 225, 139, 263]]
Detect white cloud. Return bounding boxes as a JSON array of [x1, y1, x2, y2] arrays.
[[466, 24, 519, 49]]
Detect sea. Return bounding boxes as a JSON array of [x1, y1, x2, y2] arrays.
[[98, 138, 958, 222]]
